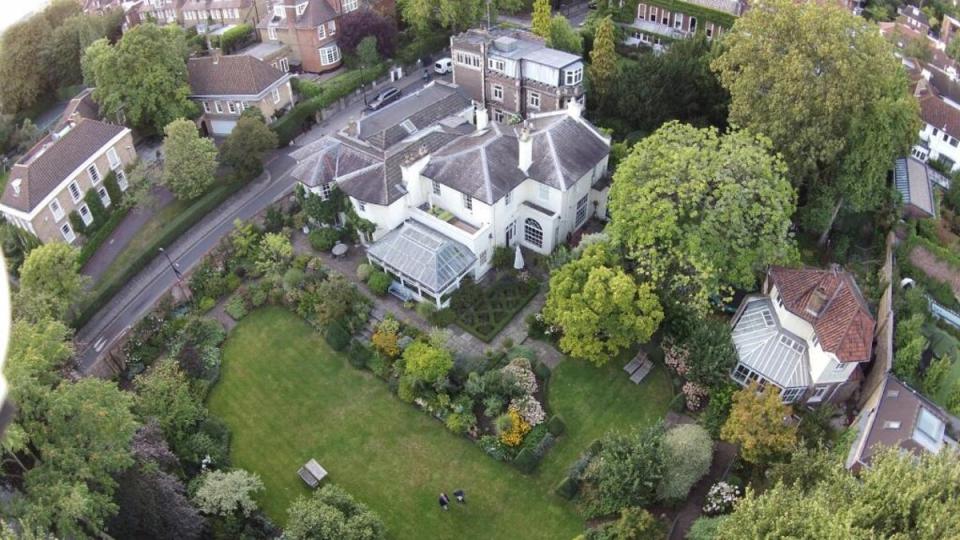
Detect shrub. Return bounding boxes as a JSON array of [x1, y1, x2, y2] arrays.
[[215, 23, 254, 53], [225, 294, 248, 320], [397, 374, 417, 403], [583, 423, 665, 517], [282, 267, 306, 291], [499, 407, 531, 446], [700, 382, 737, 438], [415, 301, 436, 320], [479, 435, 510, 461], [491, 245, 513, 270], [658, 424, 714, 501], [324, 321, 351, 351], [429, 307, 455, 327], [367, 270, 392, 296], [308, 227, 339, 252], [688, 516, 727, 540], [702, 481, 741, 516], [368, 353, 390, 378], [356, 262, 374, 281], [514, 447, 539, 473], [197, 296, 216, 313], [445, 411, 476, 434], [250, 284, 269, 307], [547, 415, 566, 436], [588, 507, 665, 540], [371, 327, 400, 359], [347, 340, 371, 369], [511, 395, 546, 426], [532, 359, 552, 382]]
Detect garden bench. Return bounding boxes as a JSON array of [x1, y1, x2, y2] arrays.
[[388, 281, 415, 302], [623, 356, 644, 374], [629, 359, 653, 384], [298, 459, 328, 488]]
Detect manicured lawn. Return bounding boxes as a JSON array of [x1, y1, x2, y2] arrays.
[[208, 308, 584, 539], [92, 200, 188, 288], [536, 346, 674, 490]]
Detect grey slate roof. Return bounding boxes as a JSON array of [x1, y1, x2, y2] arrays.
[[188, 55, 285, 96], [0, 119, 126, 213], [357, 84, 472, 150], [894, 157, 937, 217], [731, 296, 812, 389], [527, 115, 609, 190], [367, 220, 477, 293]]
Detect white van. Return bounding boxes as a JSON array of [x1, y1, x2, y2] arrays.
[[434, 58, 453, 75]]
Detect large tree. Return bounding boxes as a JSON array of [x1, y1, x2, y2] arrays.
[[133, 360, 206, 457], [220, 114, 278, 181], [0, 16, 53, 114], [711, 0, 919, 242], [716, 449, 960, 538], [83, 23, 196, 134], [588, 16, 617, 104], [608, 122, 797, 314], [21, 379, 138, 537], [720, 382, 798, 466], [531, 0, 552, 38], [547, 15, 582, 55], [338, 9, 397, 57], [162, 118, 219, 200], [16, 243, 87, 321], [544, 242, 663, 366], [193, 469, 264, 517], [42, 13, 112, 91], [400, 0, 522, 33], [285, 485, 386, 540]]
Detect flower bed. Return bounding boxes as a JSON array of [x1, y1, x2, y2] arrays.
[[450, 274, 540, 342]]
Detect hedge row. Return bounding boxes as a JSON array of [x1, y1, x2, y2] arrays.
[[273, 64, 388, 146], [210, 24, 254, 54], [72, 179, 247, 329]]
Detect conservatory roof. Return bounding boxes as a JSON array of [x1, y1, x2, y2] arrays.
[[367, 220, 476, 294], [731, 296, 812, 389]]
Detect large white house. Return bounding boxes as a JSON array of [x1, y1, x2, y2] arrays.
[[730, 266, 876, 405], [291, 82, 611, 307]]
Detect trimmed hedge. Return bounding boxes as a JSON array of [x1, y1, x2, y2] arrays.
[[367, 270, 391, 296], [325, 320, 351, 351], [514, 447, 538, 473], [547, 415, 566, 436], [555, 476, 579, 499], [78, 206, 133, 265], [211, 24, 254, 54], [347, 339, 372, 369], [72, 179, 247, 329], [273, 64, 388, 146]]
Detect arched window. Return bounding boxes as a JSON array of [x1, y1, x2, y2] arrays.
[[524, 218, 543, 248]]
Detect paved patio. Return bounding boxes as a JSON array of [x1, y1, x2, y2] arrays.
[[291, 231, 563, 367]]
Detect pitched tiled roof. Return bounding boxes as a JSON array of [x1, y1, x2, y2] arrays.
[[188, 55, 285, 96], [258, 0, 338, 29], [768, 265, 875, 363], [847, 375, 955, 469], [914, 78, 960, 140], [357, 84, 472, 150], [0, 119, 127, 213], [56, 88, 100, 131]]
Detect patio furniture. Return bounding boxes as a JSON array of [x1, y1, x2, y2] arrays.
[[298, 459, 328, 488], [388, 281, 415, 302], [630, 359, 654, 384], [331, 242, 349, 258], [623, 356, 644, 374]]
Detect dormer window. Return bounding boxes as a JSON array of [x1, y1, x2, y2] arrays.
[[806, 289, 828, 316], [295, 2, 308, 17], [11, 178, 21, 196], [564, 67, 583, 85], [883, 421, 901, 430], [273, 5, 285, 18]]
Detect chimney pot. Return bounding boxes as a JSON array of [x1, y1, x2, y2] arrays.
[[518, 126, 532, 172]]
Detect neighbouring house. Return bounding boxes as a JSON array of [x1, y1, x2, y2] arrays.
[[0, 118, 136, 244], [290, 82, 611, 307], [187, 52, 295, 135], [237, 40, 293, 73], [942, 14, 960, 46], [894, 156, 943, 219], [450, 28, 585, 122], [846, 374, 958, 471], [180, 0, 266, 28], [729, 265, 876, 405], [257, 0, 394, 74], [911, 77, 960, 172], [141, 0, 184, 24], [623, 0, 743, 48], [82, 0, 125, 13]]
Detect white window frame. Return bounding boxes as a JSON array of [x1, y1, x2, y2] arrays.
[[462, 193, 473, 210], [454, 51, 482, 69], [319, 44, 341, 66], [317, 24, 326, 39], [343, 0, 359, 12], [227, 101, 237, 114], [492, 84, 504, 102], [575, 194, 588, 226], [504, 189, 512, 206], [674, 12, 683, 29], [60, 222, 76, 243], [320, 182, 333, 200], [107, 147, 121, 169], [68, 181, 82, 203], [214, 101, 223, 113], [295, 2, 307, 16], [494, 109, 504, 122], [808, 385, 829, 403], [564, 67, 582, 85], [689, 16, 697, 32], [78, 203, 94, 226], [116, 168, 128, 191], [49, 199, 65, 222], [528, 92, 541, 109], [524, 218, 543, 248], [357, 200, 366, 212], [268, 26, 278, 40], [88, 164, 101, 184], [272, 87, 281, 103], [278, 57, 290, 72], [328, 20, 336, 34], [488, 58, 505, 72], [780, 387, 803, 403], [97, 186, 111, 207], [203, 101, 211, 113], [432, 180, 442, 196]]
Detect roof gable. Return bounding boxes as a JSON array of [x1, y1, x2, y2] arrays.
[[188, 55, 285, 96], [768, 265, 875, 363]]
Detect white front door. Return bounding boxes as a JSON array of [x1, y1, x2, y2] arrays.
[[505, 220, 515, 246]]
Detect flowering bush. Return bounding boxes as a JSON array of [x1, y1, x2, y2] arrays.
[[702, 481, 741, 516], [372, 329, 400, 358], [501, 358, 537, 395], [664, 339, 690, 377], [511, 395, 546, 426], [682, 381, 709, 411], [499, 407, 531, 446]]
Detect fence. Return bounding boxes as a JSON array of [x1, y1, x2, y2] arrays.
[[860, 230, 896, 407]]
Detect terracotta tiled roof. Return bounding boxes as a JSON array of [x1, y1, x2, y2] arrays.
[[768, 265, 875, 363], [187, 55, 285, 96], [56, 88, 100, 131], [913, 78, 960, 140], [0, 119, 127, 213]]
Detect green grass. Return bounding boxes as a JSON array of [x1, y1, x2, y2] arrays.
[[535, 346, 674, 490], [0, 170, 7, 194], [92, 200, 189, 286], [926, 325, 960, 405], [208, 308, 585, 539]]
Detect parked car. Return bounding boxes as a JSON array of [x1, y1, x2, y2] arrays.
[[434, 58, 453, 75], [367, 87, 402, 111]]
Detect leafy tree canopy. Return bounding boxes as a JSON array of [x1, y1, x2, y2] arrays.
[[285, 485, 386, 540], [547, 15, 583, 55], [162, 118, 219, 200], [220, 114, 278, 181], [720, 382, 797, 465], [16, 243, 87, 321], [608, 122, 797, 314], [193, 469, 264, 517], [403, 342, 453, 382]]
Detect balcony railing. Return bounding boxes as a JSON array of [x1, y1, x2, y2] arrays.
[[411, 202, 489, 249], [627, 19, 690, 40], [683, 0, 745, 16]]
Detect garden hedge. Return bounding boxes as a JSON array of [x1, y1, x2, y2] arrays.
[[514, 447, 539, 474], [367, 270, 392, 296], [325, 320, 351, 351], [555, 476, 579, 500], [547, 415, 566, 436]]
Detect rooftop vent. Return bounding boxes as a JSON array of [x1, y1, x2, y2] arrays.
[[806, 289, 828, 316], [400, 119, 418, 135], [493, 37, 518, 53], [883, 421, 901, 430], [886, 390, 900, 398]]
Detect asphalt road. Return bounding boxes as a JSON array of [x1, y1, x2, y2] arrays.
[[74, 71, 444, 375]]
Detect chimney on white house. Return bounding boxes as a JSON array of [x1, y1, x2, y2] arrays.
[[518, 126, 532, 172], [565, 99, 583, 119], [475, 106, 489, 131]]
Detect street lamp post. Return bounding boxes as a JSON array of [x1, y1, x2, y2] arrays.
[[158, 247, 183, 281]]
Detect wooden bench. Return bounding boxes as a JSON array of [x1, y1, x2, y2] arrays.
[[298, 459, 328, 488], [630, 359, 653, 384]]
